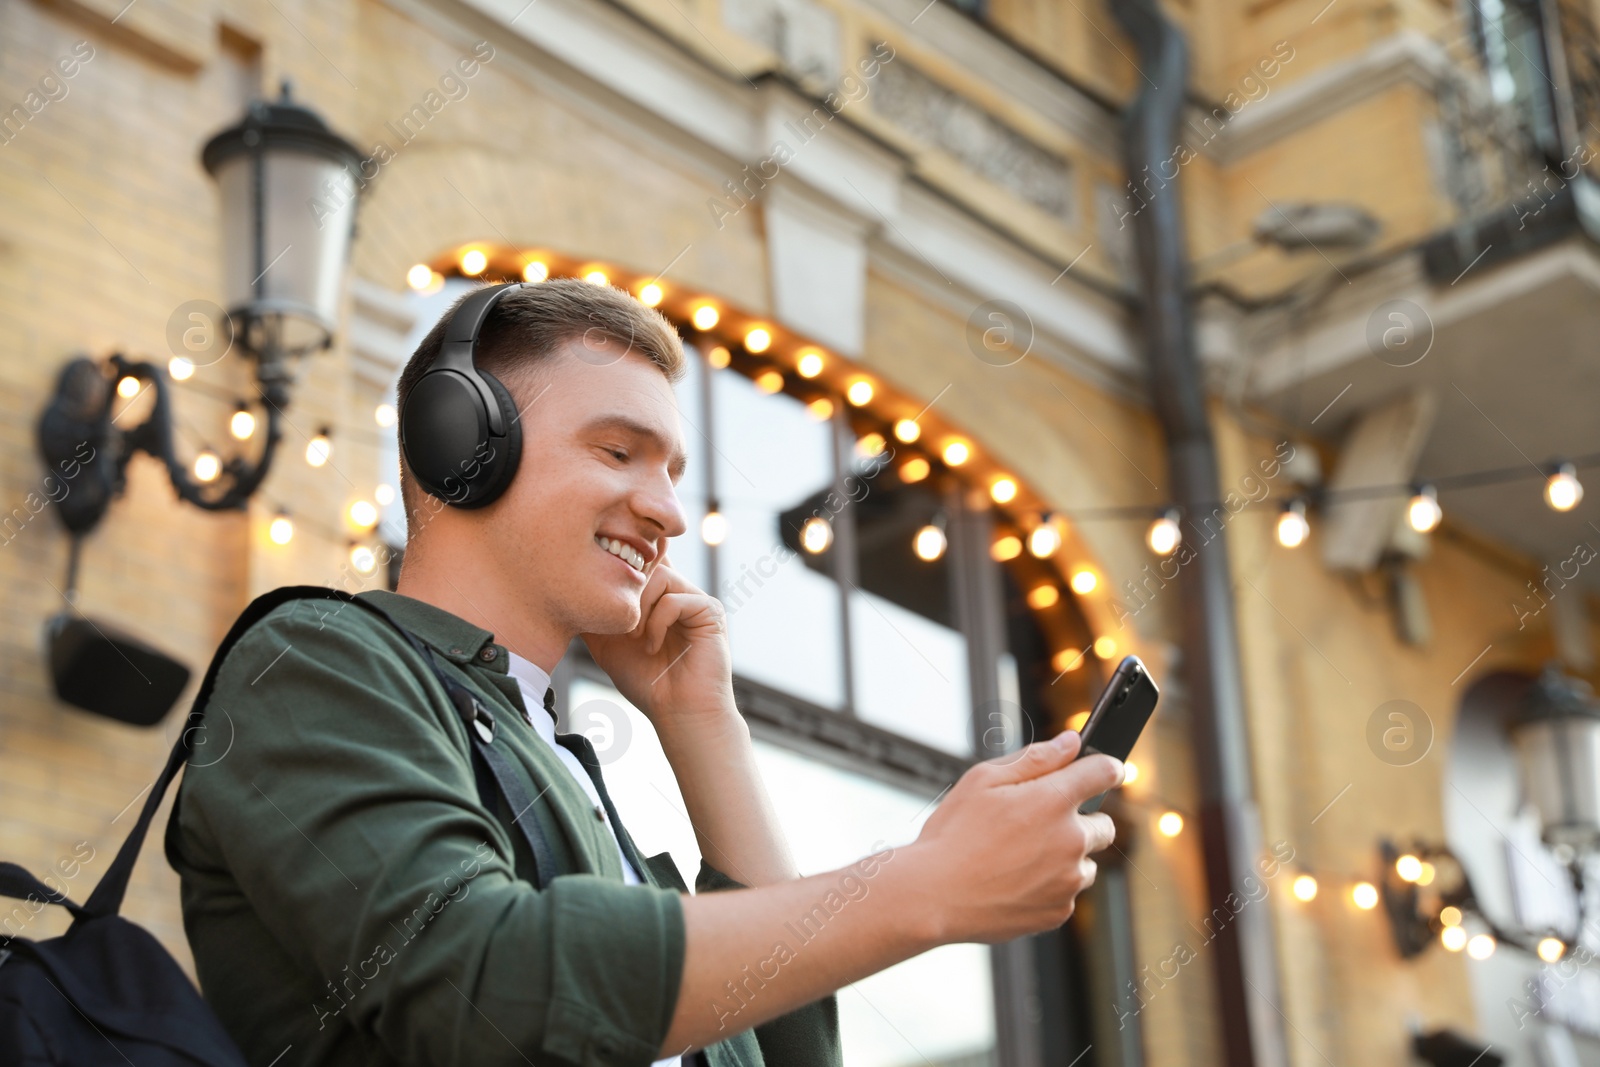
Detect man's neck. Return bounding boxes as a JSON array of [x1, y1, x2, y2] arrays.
[[395, 555, 568, 674]]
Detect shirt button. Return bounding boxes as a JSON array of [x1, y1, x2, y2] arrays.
[[478, 646, 498, 662], [594, 804, 606, 822]]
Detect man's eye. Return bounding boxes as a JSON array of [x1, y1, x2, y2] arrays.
[[606, 448, 629, 462]]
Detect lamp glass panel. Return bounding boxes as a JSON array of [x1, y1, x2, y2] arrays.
[[214, 150, 357, 349]]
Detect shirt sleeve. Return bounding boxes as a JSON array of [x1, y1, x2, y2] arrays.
[[166, 600, 686, 1067], [694, 860, 845, 1067]]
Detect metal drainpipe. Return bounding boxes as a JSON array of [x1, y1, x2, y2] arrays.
[[1106, 4, 1291, 1066]]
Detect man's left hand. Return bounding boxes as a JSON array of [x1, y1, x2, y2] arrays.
[[581, 553, 738, 736]]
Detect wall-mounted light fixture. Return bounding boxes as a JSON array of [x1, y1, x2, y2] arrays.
[[34, 83, 364, 724]]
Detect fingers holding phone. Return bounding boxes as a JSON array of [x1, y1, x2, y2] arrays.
[[904, 659, 1159, 946]]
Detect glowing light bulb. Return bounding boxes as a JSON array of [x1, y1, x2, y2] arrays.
[[375, 483, 396, 506], [584, 270, 609, 286], [1070, 569, 1098, 594], [1416, 861, 1436, 887], [744, 327, 772, 353], [1407, 485, 1441, 533], [692, 304, 720, 330], [942, 440, 969, 466], [990, 477, 1018, 504], [991, 534, 1022, 561], [306, 431, 332, 468], [638, 283, 663, 307], [796, 351, 824, 378], [374, 403, 397, 428], [268, 513, 294, 545], [192, 451, 221, 482], [807, 397, 834, 421], [1440, 926, 1467, 952], [1545, 463, 1583, 511], [1351, 882, 1378, 910], [1466, 934, 1496, 960], [900, 457, 930, 483], [707, 345, 731, 369], [1537, 937, 1565, 963], [348, 500, 378, 529], [1440, 906, 1462, 927], [914, 523, 947, 561], [1026, 584, 1060, 609], [168, 356, 195, 381], [1157, 811, 1184, 837], [1395, 854, 1423, 883], [701, 510, 728, 546], [856, 433, 886, 457], [460, 249, 488, 275], [117, 376, 141, 398], [801, 516, 833, 554], [522, 260, 549, 283], [1147, 510, 1181, 555], [1052, 649, 1086, 673], [1028, 522, 1061, 558], [1093, 635, 1117, 659], [407, 264, 434, 290], [1066, 710, 1090, 732], [755, 370, 784, 394], [229, 407, 256, 440], [1123, 761, 1140, 784], [1291, 875, 1318, 902], [1277, 500, 1309, 548], [350, 544, 378, 576], [847, 380, 874, 406], [893, 419, 921, 443]]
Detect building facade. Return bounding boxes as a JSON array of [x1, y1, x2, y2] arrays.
[[3, 0, 1599, 1064]]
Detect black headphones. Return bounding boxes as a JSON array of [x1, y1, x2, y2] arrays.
[[399, 281, 527, 509]]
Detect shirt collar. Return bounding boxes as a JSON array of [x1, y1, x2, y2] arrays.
[[505, 651, 552, 701], [355, 589, 507, 673]]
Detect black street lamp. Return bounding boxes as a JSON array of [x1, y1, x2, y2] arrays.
[[34, 83, 364, 725], [37, 82, 363, 535]]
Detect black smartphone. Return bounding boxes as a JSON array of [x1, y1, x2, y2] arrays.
[[1074, 655, 1160, 813]]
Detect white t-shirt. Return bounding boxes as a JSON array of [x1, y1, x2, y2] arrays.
[[504, 653, 682, 1067]]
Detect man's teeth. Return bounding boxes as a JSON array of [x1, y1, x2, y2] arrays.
[[597, 536, 646, 572]]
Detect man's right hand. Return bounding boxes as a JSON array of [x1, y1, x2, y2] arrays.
[[663, 729, 1124, 1055], [905, 730, 1123, 945]]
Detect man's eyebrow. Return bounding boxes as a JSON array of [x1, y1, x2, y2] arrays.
[[582, 414, 689, 480]]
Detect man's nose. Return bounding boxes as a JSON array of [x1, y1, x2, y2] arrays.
[[640, 477, 688, 540]]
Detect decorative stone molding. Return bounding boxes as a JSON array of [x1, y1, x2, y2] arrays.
[[871, 51, 1076, 226]]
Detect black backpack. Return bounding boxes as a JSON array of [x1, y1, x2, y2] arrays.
[[0, 586, 560, 1065]]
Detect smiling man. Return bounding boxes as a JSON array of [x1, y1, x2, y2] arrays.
[[164, 279, 1123, 1067]]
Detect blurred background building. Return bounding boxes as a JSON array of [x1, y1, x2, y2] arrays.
[[4, 0, 1600, 1064]]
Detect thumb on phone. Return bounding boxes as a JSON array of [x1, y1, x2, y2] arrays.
[[986, 730, 1085, 786]]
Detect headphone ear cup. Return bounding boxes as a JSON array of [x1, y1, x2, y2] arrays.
[[460, 369, 522, 508]]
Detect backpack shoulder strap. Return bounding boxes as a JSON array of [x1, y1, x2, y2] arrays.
[[86, 586, 346, 918], [86, 586, 555, 918]]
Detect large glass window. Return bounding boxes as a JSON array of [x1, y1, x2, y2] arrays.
[[711, 365, 845, 708], [844, 477, 972, 755]]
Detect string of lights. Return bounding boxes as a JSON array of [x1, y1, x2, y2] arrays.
[[116, 249, 1597, 750]]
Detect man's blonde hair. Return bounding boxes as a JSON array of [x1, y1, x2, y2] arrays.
[[395, 278, 686, 531]]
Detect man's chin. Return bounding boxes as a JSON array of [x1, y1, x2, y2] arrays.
[[576, 593, 642, 636]]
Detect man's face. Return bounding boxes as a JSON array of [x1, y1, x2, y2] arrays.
[[486, 339, 689, 637]]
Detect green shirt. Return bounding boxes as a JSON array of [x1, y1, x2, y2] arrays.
[[163, 588, 842, 1067]]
